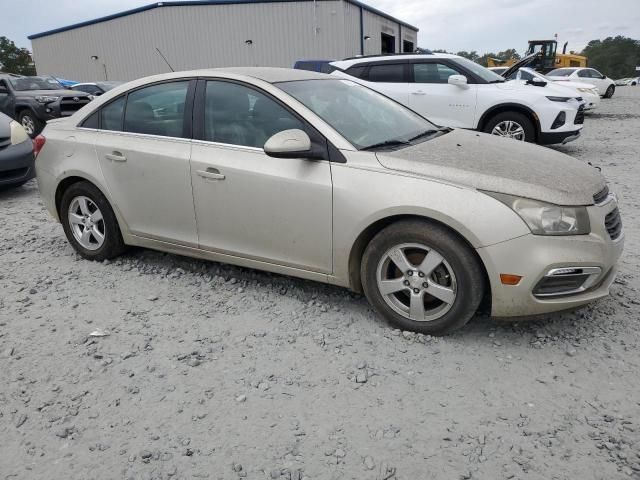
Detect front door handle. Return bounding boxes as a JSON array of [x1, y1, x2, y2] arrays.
[[197, 168, 225, 180], [411, 90, 426, 95], [105, 151, 127, 162]]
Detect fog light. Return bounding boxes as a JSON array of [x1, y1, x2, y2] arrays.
[[551, 111, 566, 129], [533, 267, 601, 297]]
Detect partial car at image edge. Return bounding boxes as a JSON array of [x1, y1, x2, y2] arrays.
[[0, 112, 35, 189], [34, 67, 623, 335]]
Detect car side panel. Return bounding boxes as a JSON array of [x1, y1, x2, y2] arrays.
[[329, 152, 530, 288]]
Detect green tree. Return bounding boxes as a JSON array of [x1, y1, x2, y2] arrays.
[[581, 36, 640, 78], [456, 50, 480, 62], [0, 36, 36, 75]]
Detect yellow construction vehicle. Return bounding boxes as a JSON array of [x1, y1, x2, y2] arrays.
[[487, 40, 587, 72]]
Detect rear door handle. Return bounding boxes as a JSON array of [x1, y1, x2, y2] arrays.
[[105, 151, 127, 162], [411, 90, 426, 95], [197, 168, 225, 180]]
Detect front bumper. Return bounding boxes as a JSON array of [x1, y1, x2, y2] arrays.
[[0, 139, 35, 187], [538, 130, 581, 145], [477, 197, 624, 317]]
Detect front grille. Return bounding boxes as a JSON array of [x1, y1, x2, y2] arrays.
[[574, 104, 585, 125], [605, 208, 622, 240], [0, 167, 28, 181], [593, 186, 609, 204], [0, 137, 10, 150], [60, 96, 91, 115]]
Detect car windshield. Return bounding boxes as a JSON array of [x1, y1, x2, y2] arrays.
[[547, 68, 575, 77], [452, 57, 505, 83], [9, 76, 63, 91], [276, 79, 437, 150]]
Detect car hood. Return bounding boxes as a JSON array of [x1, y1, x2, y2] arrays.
[[375, 129, 605, 206]]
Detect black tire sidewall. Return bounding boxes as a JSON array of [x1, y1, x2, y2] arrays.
[[605, 86, 615, 98], [60, 181, 125, 261], [483, 111, 535, 143], [18, 111, 43, 138], [361, 220, 485, 335]]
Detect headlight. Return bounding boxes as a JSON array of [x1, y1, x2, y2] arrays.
[[9, 120, 29, 145], [35, 95, 59, 103], [546, 96, 572, 102], [484, 192, 590, 236], [577, 88, 591, 93]]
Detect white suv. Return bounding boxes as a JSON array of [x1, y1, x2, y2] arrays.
[[546, 67, 616, 98], [330, 53, 585, 145]]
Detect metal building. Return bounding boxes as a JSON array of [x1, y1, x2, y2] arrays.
[[28, 0, 418, 82]]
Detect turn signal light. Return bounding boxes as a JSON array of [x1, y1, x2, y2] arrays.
[[500, 274, 523, 285]]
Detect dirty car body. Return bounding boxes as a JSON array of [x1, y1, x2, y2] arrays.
[[35, 68, 623, 334]]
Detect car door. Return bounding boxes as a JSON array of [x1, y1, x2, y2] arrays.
[[576, 69, 597, 90], [190, 79, 333, 273], [360, 62, 410, 106], [588, 69, 608, 93], [93, 80, 198, 246], [408, 61, 478, 128]]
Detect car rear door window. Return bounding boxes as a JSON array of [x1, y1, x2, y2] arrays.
[[203, 81, 304, 149], [413, 63, 462, 83], [100, 96, 125, 132], [123, 81, 189, 138], [367, 64, 406, 83]]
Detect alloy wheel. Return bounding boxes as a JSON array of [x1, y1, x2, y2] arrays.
[[68, 196, 106, 251], [21, 115, 35, 136], [491, 120, 525, 140], [376, 243, 457, 322]]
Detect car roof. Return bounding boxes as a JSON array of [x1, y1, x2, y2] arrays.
[[331, 53, 458, 69]]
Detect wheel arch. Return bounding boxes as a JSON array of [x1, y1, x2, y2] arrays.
[[477, 103, 541, 140], [54, 175, 118, 226], [347, 213, 491, 312]]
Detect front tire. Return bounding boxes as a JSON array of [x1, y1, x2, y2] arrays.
[[18, 110, 44, 138], [603, 85, 615, 98], [361, 220, 485, 336], [483, 111, 535, 142], [60, 181, 126, 261]]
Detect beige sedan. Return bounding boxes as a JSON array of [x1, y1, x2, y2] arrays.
[[35, 68, 623, 335]]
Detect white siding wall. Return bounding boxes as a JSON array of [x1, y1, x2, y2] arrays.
[[31, 1, 418, 81]]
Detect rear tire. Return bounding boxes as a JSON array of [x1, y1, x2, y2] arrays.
[[18, 110, 44, 138], [361, 220, 485, 336], [483, 111, 535, 142], [60, 181, 126, 261], [604, 85, 615, 98]]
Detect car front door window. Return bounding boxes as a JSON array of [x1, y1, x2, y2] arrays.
[[203, 80, 304, 148], [413, 63, 461, 84]]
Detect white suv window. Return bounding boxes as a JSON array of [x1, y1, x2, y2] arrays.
[[367, 64, 405, 83], [413, 63, 461, 83]]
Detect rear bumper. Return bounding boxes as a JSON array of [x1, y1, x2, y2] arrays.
[[0, 140, 35, 187], [538, 130, 581, 145]]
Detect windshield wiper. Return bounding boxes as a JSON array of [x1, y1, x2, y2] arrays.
[[407, 129, 440, 142], [488, 79, 505, 83], [361, 139, 410, 151]]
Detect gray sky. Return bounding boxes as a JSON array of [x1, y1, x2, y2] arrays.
[[3, 0, 639, 54]]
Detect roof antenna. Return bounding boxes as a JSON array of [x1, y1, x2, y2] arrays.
[[155, 47, 174, 72]]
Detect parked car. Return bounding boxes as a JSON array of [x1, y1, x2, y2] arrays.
[[488, 66, 508, 75], [546, 67, 616, 98], [329, 53, 585, 145], [35, 68, 623, 335], [293, 60, 334, 73], [615, 77, 639, 86], [0, 112, 35, 189], [0, 74, 92, 137], [70, 81, 124, 96], [506, 67, 600, 110]]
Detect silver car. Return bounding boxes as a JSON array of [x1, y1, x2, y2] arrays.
[[35, 68, 623, 335]]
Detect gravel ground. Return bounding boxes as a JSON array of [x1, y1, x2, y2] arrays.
[[1, 87, 639, 480]]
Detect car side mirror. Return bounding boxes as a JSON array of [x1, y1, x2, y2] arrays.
[[526, 78, 547, 87], [264, 129, 313, 158], [448, 75, 468, 87]]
